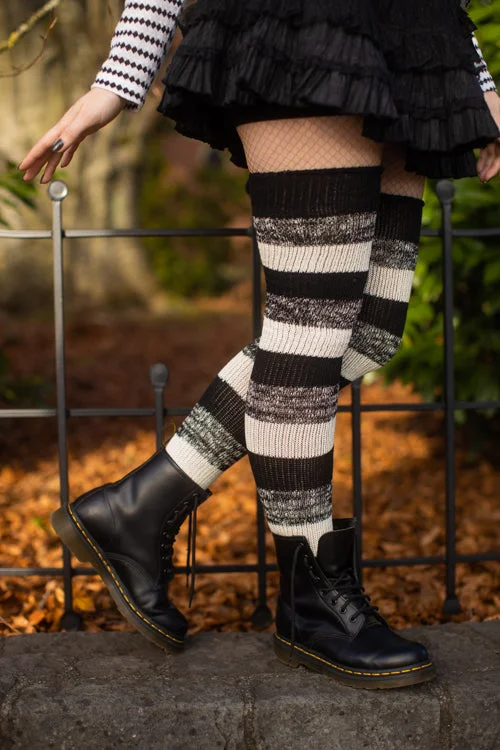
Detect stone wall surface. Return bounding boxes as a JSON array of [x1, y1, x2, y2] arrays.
[[0, 622, 499, 749]]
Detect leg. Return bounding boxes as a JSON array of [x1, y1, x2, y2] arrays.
[[237, 115, 383, 554], [165, 147, 425, 489], [49, 114, 382, 653], [235, 117, 434, 689], [166, 116, 383, 488], [339, 143, 426, 387]]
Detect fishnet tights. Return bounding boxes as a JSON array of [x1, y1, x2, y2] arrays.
[[236, 115, 425, 198]]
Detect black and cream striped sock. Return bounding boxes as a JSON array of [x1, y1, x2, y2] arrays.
[[165, 340, 258, 487], [165, 190, 422, 524], [243, 167, 381, 553], [339, 193, 424, 388]]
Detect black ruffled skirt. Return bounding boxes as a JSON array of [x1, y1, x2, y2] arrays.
[[157, 0, 500, 178]]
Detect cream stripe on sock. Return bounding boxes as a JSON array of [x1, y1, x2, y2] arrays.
[[166, 433, 222, 487], [364, 264, 414, 302], [257, 240, 372, 274], [340, 349, 381, 382], [259, 319, 354, 359], [244, 415, 336, 458], [218, 348, 255, 400]]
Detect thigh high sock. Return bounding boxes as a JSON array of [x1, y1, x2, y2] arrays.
[[339, 144, 425, 387], [242, 166, 381, 552], [165, 150, 424, 521]]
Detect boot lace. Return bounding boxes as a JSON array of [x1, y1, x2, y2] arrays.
[[160, 491, 202, 608], [303, 553, 380, 622], [287, 546, 380, 663]]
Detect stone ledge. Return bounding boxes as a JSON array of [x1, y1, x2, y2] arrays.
[[0, 622, 499, 750]]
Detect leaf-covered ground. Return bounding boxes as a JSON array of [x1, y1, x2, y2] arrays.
[[1, 303, 499, 637]]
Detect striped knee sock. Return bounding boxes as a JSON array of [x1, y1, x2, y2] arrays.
[[243, 167, 381, 554], [166, 340, 258, 486], [339, 193, 424, 387], [165, 190, 421, 515]]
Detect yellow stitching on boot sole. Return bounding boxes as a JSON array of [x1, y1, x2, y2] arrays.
[[67, 504, 184, 645], [275, 634, 433, 677]]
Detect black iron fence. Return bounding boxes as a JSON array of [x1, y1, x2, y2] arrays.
[[1, 179, 499, 631]]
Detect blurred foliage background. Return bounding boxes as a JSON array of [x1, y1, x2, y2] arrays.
[[382, 0, 500, 456]]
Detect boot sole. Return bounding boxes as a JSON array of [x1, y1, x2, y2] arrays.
[[273, 633, 436, 690], [51, 504, 185, 652]]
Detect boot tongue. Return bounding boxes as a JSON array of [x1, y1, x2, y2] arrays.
[[316, 528, 381, 629], [316, 529, 354, 577]]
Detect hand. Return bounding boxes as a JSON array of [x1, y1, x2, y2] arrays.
[[18, 88, 128, 184], [477, 90, 500, 183]]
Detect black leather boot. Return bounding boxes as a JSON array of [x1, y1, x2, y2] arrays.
[[272, 517, 436, 689], [51, 449, 212, 650]]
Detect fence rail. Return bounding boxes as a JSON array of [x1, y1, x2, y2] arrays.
[[1, 179, 499, 631]]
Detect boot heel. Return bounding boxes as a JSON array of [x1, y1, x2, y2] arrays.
[[51, 506, 93, 564], [273, 634, 300, 668]]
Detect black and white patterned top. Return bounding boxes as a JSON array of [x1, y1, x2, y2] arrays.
[[91, 0, 498, 109], [471, 34, 497, 93]]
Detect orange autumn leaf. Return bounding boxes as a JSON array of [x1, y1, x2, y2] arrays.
[[28, 610, 46, 626], [74, 595, 96, 613], [1, 314, 499, 637]]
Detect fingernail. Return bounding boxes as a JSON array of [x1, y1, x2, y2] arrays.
[[51, 138, 64, 153]]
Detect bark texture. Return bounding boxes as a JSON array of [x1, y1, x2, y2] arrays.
[[0, 0, 162, 313]]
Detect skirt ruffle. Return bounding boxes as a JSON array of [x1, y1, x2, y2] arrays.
[[157, 0, 500, 178]]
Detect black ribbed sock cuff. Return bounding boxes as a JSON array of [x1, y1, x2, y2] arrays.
[[246, 166, 382, 218], [375, 193, 424, 243]]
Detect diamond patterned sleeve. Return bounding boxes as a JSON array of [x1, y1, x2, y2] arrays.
[[90, 0, 186, 110], [472, 33, 498, 93]]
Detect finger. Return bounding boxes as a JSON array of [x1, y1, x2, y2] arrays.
[[478, 144, 495, 182], [21, 129, 83, 181], [483, 145, 499, 181], [477, 142, 493, 168], [18, 124, 67, 171], [484, 154, 500, 181], [18, 106, 83, 172], [477, 150, 487, 178], [60, 141, 80, 168], [480, 141, 499, 181], [22, 154, 53, 182], [40, 150, 64, 184]]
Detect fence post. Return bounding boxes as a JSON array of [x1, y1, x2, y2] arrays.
[[49, 180, 82, 631], [351, 378, 364, 585], [436, 179, 461, 615], [150, 363, 169, 450]]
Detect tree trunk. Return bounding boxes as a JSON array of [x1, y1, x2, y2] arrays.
[[0, 0, 162, 314]]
